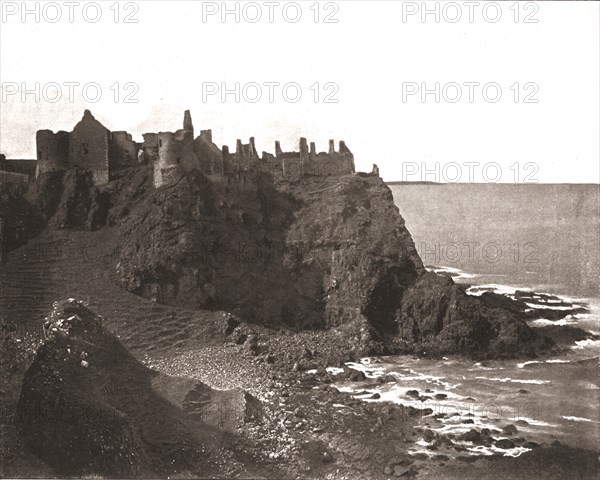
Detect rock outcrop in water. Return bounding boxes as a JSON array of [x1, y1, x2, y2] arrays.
[[14, 299, 265, 478]]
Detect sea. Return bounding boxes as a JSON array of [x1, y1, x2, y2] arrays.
[[316, 184, 600, 458]]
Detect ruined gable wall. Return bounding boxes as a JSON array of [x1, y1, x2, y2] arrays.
[[69, 111, 110, 185]]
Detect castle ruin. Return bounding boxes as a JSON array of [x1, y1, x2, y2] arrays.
[[26, 110, 356, 188], [34, 110, 139, 184]]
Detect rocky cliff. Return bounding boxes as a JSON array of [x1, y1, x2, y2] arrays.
[[111, 169, 553, 358], [3, 166, 558, 358]]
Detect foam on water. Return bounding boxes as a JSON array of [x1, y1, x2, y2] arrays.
[[531, 318, 578, 326], [426, 266, 479, 280], [474, 376, 551, 385], [562, 415, 597, 423], [572, 339, 600, 351]]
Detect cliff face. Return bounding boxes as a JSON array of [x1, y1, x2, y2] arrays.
[[3, 162, 555, 358], [113, 170, 552, 358], [116, 172, 424, 330]]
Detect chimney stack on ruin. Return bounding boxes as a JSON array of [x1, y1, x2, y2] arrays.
[[183, 110, 194, 138]]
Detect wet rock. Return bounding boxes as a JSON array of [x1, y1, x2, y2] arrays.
[[406, 389, 420, 398], [378, 374, 397, 384], [343, 365, 366, 381], [370, 393, 381, 399], [495, 439, 516, 449], [433, 454, 450, 461], [460, 429, 483, 444], [523, 441, 541, 449], [434, 393, 447, 400], [502, 424, 518, 435], [518, 389, 530, 394]]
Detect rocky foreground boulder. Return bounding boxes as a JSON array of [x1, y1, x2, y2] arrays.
[[14, 299, 265, 478]]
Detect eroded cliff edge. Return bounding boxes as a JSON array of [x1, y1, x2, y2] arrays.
[[106, 168, 553, 359], [2, 164, 567, 358]]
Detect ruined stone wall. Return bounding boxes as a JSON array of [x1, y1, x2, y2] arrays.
[[0, 158, 37, 181], [142, 133, 159, 164], [193, 130, 224, 180], [275, 138, 354, 181], [303, 140, 355, 178], [174, 129, 198, 172], [69, 110, 110, 185], [304, 153, 354, 177], [36, 130, 69, 178], [109, 131, 138, 170]]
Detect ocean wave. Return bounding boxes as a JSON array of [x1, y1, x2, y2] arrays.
[[426, 265, 479, 280], [562, 415, 597, 423], [572, 339, 600, 351], [516, 361, 542, 369], [466, 284, 529, 297], [516, 359, 570, 368], [531, 318, 578, 326], [474, 376, 550, 385], [525, 302, 575, 311]]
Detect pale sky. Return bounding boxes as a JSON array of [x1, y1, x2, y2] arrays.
[[1, 1, 599, 183]]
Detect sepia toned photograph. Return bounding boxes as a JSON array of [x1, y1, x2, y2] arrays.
[[1, 1, 598, 479]]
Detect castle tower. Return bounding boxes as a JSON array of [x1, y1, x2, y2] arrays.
[[329, 139, 336, 154], [35, 130, 69, 178], [249, 137, 258, 158]]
